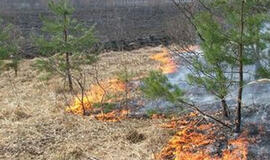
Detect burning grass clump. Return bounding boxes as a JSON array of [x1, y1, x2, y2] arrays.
[[149, 48, 177, 74], [156, 112, 251, 160], [95, 109, 129, 122], [66, 78, 126, 115], [146, 109, 166, 119], [65, 47, 178, 123], [65, 78, 132, 122]]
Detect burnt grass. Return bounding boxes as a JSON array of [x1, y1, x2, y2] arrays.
[[0, 1, 177, 57]]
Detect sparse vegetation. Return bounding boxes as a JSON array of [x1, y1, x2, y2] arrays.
[[1, 0, 270, 159], [0, 19, 22, 76]]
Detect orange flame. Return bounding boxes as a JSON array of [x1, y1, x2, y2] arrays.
[[157, 121, 215, 160], [222, 131, 249, 160], [150, 48, 177, 74], [151, 114, 166, 119], [150, 46, 200, 74], [66, 78, 126, 115], [95, 109, 129, 122], [157, 114, 249, 160]]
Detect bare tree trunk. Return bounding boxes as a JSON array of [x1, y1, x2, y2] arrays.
[[64, 14, 73, 91], [72, 73, 88, 116], [179, 100, 232, 130], [94, 64, 107, 106], [235, 0, 245, 133], [65, 52, 73, 91], [221, 98, 230, 118], [124, 64, 128, 108], [78, 79, 86, 115], [14, 67, 18, 77]]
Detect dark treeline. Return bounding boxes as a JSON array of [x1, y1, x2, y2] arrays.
[[0, 0, 172, 9]]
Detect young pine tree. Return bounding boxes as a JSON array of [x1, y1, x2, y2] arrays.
[[0, 19, 22, 76], [188, 11, 234, 118], [142, 0, 269, 132], [141, 71, 184, 104], [33, 0, 97, 91], [116, 63, 135, 108], [256, 25, 270, 78], [189, 0, 270, 132], [141, 71, 233, 128]]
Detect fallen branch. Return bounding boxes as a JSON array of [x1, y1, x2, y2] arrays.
[[178, 100, 233, 130]]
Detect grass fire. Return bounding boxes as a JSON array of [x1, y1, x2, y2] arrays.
[[150, 48, 177, 74], [1, 0, 270, 160], [157, 113, 250, 160]]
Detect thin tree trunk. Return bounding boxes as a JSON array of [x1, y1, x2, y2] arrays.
[[124, 65, 128, 108], [64, 14, 73, 91], [78, 80, 86, 115], [14, 68, 18, 77], [235, 0, 245, 133], [65, 52, 73, 91], [221, 98, 230, 118]]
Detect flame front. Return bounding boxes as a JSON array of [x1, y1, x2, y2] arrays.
[[158, 121, 214, 160], [157, 113, 249, 160], [150, 48, 177, 74], [95, 109, 129, 122], [222, 131, 249, 160], [150, 46, 200, 74], [66, 78, 126, 115]]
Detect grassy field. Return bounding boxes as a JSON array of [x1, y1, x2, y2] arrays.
[[0, 46, 174, 160]]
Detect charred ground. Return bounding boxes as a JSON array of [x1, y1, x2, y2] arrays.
[[0, 0, 177, 56]]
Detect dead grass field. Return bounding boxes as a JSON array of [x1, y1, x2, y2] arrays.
[[0, 46, 175, 160]]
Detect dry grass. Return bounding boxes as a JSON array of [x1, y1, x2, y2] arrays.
[[0, 46, 172, 160]]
